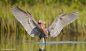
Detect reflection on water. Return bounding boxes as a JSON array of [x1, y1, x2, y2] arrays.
[[36, 41, 86, 51], [35, 41, 86, 44], [38, 45, 46, 51], [1, 32, 86, 51]]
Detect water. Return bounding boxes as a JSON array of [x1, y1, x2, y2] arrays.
[[1, 32, 86, 51], [35, 41, 86, 44]]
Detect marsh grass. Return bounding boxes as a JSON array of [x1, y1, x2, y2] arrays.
[[1, 2, 86, 51], [1, 2, 86, 36], [0, 2, 86, 42]]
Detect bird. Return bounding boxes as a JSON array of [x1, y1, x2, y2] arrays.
[[11, 5, 79, 43]]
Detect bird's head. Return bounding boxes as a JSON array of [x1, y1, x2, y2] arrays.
[[38, 20, 45, 25]]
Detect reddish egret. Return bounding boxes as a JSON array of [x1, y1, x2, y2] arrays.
[[11, 5, 79, 43]]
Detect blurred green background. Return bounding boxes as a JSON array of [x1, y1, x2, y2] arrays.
[[0, 0, 86, 35], [1, 0, 86, 51]]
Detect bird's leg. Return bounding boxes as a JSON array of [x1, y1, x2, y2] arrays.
[[42, 38, 45, 44]]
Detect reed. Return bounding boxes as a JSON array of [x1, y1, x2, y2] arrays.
[[1, 2, 86, 51], [0, 3, 86, 36]]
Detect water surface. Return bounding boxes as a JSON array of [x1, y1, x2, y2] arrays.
[[1, 32, 86, 51]]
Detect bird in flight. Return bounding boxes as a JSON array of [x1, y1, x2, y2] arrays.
[[11, 5, 79, 43]]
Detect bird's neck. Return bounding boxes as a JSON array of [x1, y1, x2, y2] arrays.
[[39, 24, 45, 30], [39, 24, 48, 36]]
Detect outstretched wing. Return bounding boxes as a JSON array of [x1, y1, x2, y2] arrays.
[[48, 12, 79, 37], [11, 5, 41, 37]]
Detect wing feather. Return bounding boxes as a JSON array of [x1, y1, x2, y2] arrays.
[[11, 5, 41, 37], [48, 12, 79, 37]]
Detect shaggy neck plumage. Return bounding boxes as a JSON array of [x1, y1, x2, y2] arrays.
[[39, 24, 48, 36]]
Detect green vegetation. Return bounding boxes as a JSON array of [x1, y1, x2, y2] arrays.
[[0, 1, 86, 35], [1, 0, 86, 51]]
